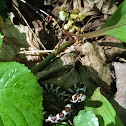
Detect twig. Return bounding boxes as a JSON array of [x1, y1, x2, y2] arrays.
[[12, 1, 47, 50], [20, 49, 54, 54], [31, 40, 75, 74]]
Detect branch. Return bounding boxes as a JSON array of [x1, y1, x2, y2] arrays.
[[31, 40, 75, 74]]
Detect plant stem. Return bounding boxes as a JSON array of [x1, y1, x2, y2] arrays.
[[71, 23, 125, 39], [31, 40, 74, 74]]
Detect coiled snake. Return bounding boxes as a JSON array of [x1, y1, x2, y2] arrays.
[[42, 82, 86, 123]]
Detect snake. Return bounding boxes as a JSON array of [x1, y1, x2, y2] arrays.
[[17, 1, 86, 123], [42, 82, 86, 124]]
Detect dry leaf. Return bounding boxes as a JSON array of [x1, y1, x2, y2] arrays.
[[0, 19, 28, 61], [99, 36, 126, 62], [114, 62, 126, 109], [80, 41, 112, 90]]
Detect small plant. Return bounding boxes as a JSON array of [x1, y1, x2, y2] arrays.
[[71, 0, 126, 42], [59, 7, 86, 33]]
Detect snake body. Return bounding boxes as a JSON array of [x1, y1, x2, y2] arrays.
[[42, 82, 86, 123]]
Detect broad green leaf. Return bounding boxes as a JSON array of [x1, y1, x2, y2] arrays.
[[0, 116, 4, 126], [79, 70, 124, 126], [71, 1, 126, 42], [85, 88, 124, 126], [101, 1, 126, 28], [99, 0, 126, 42], [73, 110, 99, 126], [0, 62, 43, 126]]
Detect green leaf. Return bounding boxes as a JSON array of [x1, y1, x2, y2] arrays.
[[73, 110, 99, 126], [0, 116, 4, 126], [85, 88, 124, 126], [0, 62, 43, 126], [71, 1, 126, 42], [101, 1, 126, 28], [79, 70, 124, 126], [99, 0, 126, 42]]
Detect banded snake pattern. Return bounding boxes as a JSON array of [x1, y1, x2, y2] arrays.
[[42, 82, 86, 124], [17, 1, 86, 123]]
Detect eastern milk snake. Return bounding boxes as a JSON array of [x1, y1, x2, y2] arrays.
[[42, 82, 86, 124]]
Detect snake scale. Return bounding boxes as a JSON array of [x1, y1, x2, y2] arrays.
[[42, 82, 86, 124]]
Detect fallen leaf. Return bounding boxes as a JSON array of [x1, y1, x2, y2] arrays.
[[99, 36, 126, 61], [80, 42, 112, 90], [114, 62, 126, 109]]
